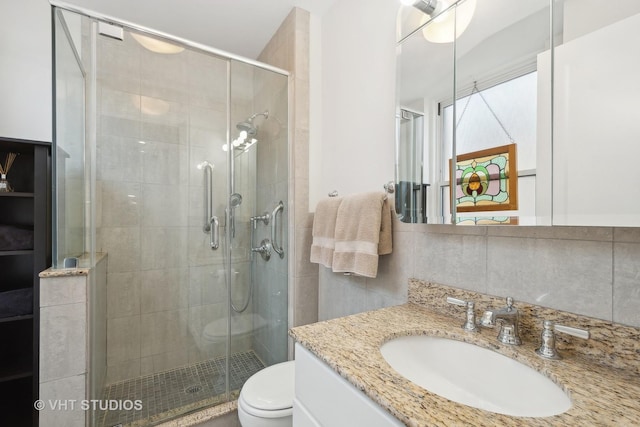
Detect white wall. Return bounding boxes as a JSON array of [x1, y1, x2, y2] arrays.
[[311, 0, 398, 208], [0, 0, 52, 142]]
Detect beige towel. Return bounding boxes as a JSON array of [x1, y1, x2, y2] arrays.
[[379, 197, 393, 255], [310, 197, 343, 268], [332, 192, 393, 278]]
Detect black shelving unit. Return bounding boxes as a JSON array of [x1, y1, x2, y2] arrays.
[[0, 137, 51, 427]]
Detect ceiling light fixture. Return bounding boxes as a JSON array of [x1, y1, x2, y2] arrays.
[[131, 32, 185, 54], [404, 0, 477, 43]]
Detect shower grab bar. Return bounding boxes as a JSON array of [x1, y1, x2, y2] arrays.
[[202, 162, 213, 233], [271, 201, 284, 259]]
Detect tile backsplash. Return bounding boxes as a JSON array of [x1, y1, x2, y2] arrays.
[[318, 219, 640, 329]]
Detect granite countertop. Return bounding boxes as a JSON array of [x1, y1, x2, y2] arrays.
[[39, 252, 107, 278], [290, 300, 640, 426]]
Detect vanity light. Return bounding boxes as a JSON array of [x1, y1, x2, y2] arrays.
[[131, 32, 185, 54], [407, 0, 476, 43]]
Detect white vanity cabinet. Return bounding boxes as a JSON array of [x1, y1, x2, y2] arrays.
[[293, 343, 404, 427]]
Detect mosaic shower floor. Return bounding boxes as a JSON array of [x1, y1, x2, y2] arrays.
[[97, 351, 265, 427]]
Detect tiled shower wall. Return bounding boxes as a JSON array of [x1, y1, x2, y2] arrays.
[[319, 221, 640, 329]]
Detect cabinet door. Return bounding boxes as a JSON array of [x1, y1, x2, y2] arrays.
[[294, 344, 403, 427], [292, 397, 321, 427]]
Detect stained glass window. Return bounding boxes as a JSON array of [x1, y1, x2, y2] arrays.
[[452, 144, 518, 212]]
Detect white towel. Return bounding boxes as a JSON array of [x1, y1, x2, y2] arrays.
[[332, 192, 393, 278], [310, 197, 343, 268]]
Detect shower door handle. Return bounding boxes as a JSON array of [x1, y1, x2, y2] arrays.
[[210, 216, 219, 250], [271, 201, 284, 259]]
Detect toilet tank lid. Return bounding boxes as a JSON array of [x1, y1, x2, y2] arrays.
[[241, 361, 295, 411]]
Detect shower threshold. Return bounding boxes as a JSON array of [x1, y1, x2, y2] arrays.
[[98, 350, 265, 427]]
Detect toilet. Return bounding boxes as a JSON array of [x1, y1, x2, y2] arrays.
[[237, 360, 295, 427], [191, 313, 267, 354]]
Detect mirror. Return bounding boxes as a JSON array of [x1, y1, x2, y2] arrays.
[[396, 0, 640, 226]]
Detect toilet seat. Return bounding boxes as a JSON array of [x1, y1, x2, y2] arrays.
[[239, 361, 295, 418], [239, 394, 293, 419]]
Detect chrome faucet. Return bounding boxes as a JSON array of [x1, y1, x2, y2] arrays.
[[482, 297, 521, 345]]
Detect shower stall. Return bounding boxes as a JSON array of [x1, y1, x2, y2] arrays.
[[52, 4, 289, 426]]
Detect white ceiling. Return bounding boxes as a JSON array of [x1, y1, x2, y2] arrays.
[[56, 0, 338, 59]]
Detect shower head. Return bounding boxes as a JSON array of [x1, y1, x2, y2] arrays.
[[236, 120, 257, 136], [235, 110, 269, 137]]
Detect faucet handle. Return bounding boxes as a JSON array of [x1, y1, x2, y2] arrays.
[[446, 296, 467, 307], [554, 323, 590, 340], [446, 297, 478, 332], [535, 320, 590, 360]]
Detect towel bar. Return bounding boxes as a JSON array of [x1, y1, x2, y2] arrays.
[[328, 181, 396, 198]]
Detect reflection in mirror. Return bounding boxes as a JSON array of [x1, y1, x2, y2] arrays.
[[396, 108, 426, 223], [453, 0, 550, 225], [396, 3, 455, 223], [448, 73, 539, 225], [397, 0, 640, 226], [397, 0, 549, 224]]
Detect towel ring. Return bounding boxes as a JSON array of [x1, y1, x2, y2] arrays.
[[328, 190, 339, 197]]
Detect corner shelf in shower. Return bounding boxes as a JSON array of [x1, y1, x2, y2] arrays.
[[0, 136, 51, 427]]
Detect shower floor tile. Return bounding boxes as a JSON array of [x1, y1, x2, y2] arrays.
[[98, 350, 265, 427]]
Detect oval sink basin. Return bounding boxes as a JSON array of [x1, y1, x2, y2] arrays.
[[380, 335, 571, 417]]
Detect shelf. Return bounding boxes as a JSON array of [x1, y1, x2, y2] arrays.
[[0, 370, 32, 384], [0, 361, 32, 384], [0, 250, 33, 257], [0, 314, 33, 324], [0, 192, 34, 198]]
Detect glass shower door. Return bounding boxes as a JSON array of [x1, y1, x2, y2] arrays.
[[228, 60, 289, 377]]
